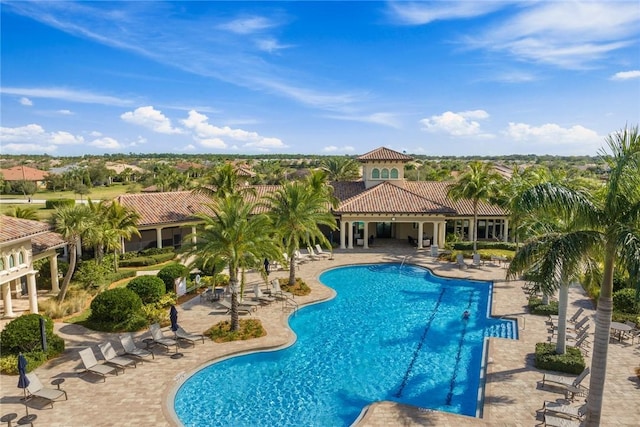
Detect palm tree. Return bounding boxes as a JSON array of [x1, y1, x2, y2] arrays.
[[103, 200, 141, 271], [182, 195, 279, 331], [447, 161, 504, 253], [6, 206, 39, 220], [263, 181, 337, 285], [194, 163, 255, 199], [51, 203, 93, 302], [321, 157, 360, 181], [505, 126, 640, 426]]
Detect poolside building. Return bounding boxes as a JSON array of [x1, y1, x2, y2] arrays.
[[115, 147, 508, 252]]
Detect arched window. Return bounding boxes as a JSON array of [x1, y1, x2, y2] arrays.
[[19, 251, 25, 265], [0, 258, 5, 270], [371, 168, 380, 179], [381, 168, 389, 179], [9, 254, 15, 268], [390, 168, 399, 179]]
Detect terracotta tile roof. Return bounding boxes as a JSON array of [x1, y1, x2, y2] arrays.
[[32, 231, 66, 255], [115, 191, 213, 226], [335, 181, 455, 214], [0, 215, 54, 243], [331, 181, 367, 201], [402, 182, 506, 216], [0, 166, 48, 181], [357, 147, 413, 162]]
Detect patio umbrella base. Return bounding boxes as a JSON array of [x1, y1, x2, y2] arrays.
[[171, 352, 184, 359]]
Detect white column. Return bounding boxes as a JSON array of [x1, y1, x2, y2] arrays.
[[363, 222, 369, 249], [27, 272, 38, 314], [49, 254, 60, 293], [417, 222, 424, 249], [76, 236, 82, 257], [191, 226, 197, 245], [468, 218, 475, 242], [340, 221, 347, 249], [503, 219, 509, 242], [121, 237, 126, 254], [2, 283, 15, 317], [433, 222, 439, 246], [348, 222, 354, 249], [156, 227, 163, 249]]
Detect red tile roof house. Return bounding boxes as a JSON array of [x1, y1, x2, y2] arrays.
[[115, 147, 509, 253], [0, 216, 66, 317], [0, 165, 49, 188]]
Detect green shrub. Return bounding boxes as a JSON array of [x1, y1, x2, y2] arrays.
[[108, 270, 136, 282], [157, 263, 190, 293], [140, 247, 174, 256], [74, 259, 112, 290], [119, 252, 175, 267], [534, 342, 586, 374], [45, 199, 75, 209], [39, 291, 89, 319], [0, 351, 49, 374], [127, 276, 165, 304], [0, 314, 62, 354], [613, 288, 639, 314], [528, 298, 559, 316], [452, 241, 517, 251], [89, 288, 143, 323], [206, 319, 265, 342], [34, 258, 69, 290]]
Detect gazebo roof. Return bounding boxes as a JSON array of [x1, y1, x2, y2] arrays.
[[356, 147, 413, 162]]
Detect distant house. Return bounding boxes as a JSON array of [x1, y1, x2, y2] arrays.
[[0, 165, 49, 188], [116, 147, 509, 253], [0, 216, 66, 317]]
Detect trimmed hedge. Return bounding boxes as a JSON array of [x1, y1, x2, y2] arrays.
[[45, 199, 75, 209], [127, 276, 165, 304], [528, 298, 559, 316], [119, 252, 175, 267], [90, 288, 143, 323], [157, 263, 190, 293], [613, 288, 639, 314], [108, 270, 136, 282], [534, 342, 585, 374], [452, 241, 517, 251]]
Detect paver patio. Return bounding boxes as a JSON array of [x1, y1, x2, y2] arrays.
[[1, 247, 639, 426]]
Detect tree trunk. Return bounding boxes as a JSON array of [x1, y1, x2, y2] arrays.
[[57, 241, 77, 302], [229, 277, 240, 332], [472, 203, 478, 253], [555, 283, 569, 355], [584, 251, 615, 426], [288, 251, 296, 286]]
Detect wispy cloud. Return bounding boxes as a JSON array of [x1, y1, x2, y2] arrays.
[[2, 87, 133, 106], [420, 110, 494, 138], [610, 70, 640, 81], [387, 1, 506, 25], [19, 97, 33, 106], [217, 16, 278, 35], [325, 112, 402, 129], [323, 145, 355, 153]]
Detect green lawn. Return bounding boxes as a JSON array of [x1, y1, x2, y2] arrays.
[[0, 203, 54, 220], [1, 182, 134, 201]]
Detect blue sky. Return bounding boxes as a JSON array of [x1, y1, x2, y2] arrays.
[[1, 1, 639, 157]]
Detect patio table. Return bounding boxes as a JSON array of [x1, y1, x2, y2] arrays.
[[610, 321, 632, 342]]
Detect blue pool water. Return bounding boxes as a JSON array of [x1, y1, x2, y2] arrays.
[[174, 263, 517, 426]]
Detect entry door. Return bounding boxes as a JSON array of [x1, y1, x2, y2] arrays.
[[376, 222, 393, 238]]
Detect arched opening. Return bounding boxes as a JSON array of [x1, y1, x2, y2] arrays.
[[390, 168, 399, 179], [372, 168, 380, 179], [381, 168, 389, 179]]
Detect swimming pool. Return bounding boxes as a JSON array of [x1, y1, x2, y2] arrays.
[[173, 263, 517, 426]]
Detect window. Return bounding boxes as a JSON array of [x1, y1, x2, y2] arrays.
[[390, 168, 399, 179], [9, 255, 15, 268], [372, 168, 380, 179], [0, 258, 4, 270], [381, 168, 389, 179], [19, 251, 25, 265]]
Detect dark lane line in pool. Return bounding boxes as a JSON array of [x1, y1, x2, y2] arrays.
[[394, 287, 446, 398], [446, 291, 475, 406]]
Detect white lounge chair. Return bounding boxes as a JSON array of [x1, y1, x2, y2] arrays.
[[542, 367, 590, 391], [543, 400, 586, 421], [253, 282, 276, 304], [544, 413, 582, 427], [175, 326, 205, 346], [25, 372, 67, 407], [79, 348, 119, 381], [217, 299, 253, 315], [271, 279, 293, 299], [149, 323, 178, 352], [119, 333, 154, 360], [98, 342, 137, 370], [306, 246, 320, 260], [548, 307, 585, 327], [294, 250, 310, 264], [456, 253, 467, 269], [315, 244, 331, 258]]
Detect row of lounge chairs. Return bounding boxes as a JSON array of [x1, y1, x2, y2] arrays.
[[539, 368, 590, 426]]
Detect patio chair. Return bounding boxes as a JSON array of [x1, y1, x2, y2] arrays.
[[98, 342, 137, 370], [217, 299, 253, 315], [79, 348, 119, 381], [547, 308, 585, 327], [542, 400, 586, 421], [550, 317, 589, 335], [175, 326, 205, 347], [294, 250, 310, 264], [253, 282, 276, 304], [456, 253, 467, 269], [543, 413, 582, 427], [149, 323, 179, 352], [306, 246, 320, 260], [25, 372, 67, 407], [541, 367, 590, 391], [119, 333, 154, 360], [315, 244, 331, 258], [623, 321, 638, 343], [271, 279, 294, 300]]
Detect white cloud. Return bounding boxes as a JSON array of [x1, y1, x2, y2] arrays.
[[323, 145, 355, 153], [20, 97, 33, 106], [503, 123, 601, 147], [90, 137, 122, 150], [0, 124, 84, 145], [57, 109, 74, 115], [218, 16, 277, 34], [181, 110, 284, 150], [90, 131, 103, 137], [1, 143, 58, 153], [467, 2, 640, 69], [326, 112, 401, 128], [1, 87, 133, 106], [180, 144, 197, 151], [255, 38, 292, 53], [388, 1, 505, 25], [121, 106, 183, 134], [50, 131, 84, 145], [611, 70, 640, 80], [420, 110, 493, 138]]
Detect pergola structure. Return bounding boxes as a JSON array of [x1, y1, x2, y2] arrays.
[[0, 216, 66, 317]]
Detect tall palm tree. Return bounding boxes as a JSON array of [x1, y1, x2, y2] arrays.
[[103, 200, 141, 271], [182, 195, 279, 331], [321, 157, 360, 181], [447, 161, 504, 252], [264, 181, 337, 285], [506, 126, 640, 426], [51, 203, 93, 302], [194, 163, 255, 199]]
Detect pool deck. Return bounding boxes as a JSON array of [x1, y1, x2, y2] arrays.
[[1, 247, 639, 426]]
